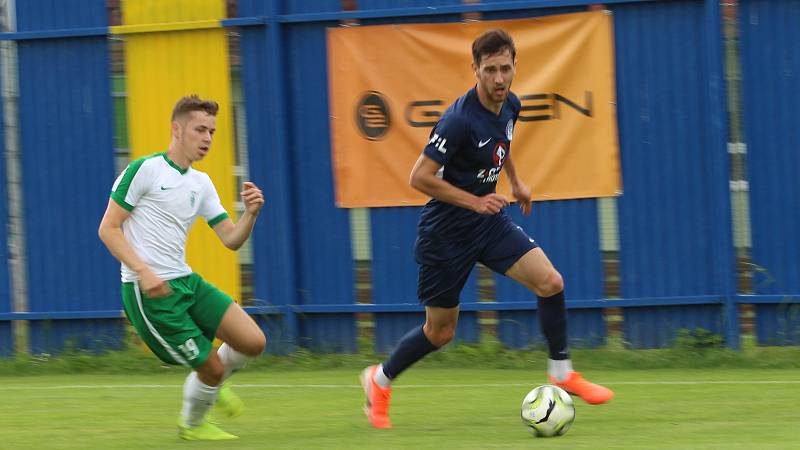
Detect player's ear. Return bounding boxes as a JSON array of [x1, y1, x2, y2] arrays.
[[171, 120, 180, 139]]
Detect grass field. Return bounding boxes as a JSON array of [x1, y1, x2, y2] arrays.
[[0, 367, 798, 449]]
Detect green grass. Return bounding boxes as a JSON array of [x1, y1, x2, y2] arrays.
[[1, 368, 798, 449], [2, 333, 799, 377]]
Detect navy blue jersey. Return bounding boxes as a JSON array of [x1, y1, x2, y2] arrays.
[[417, 87, 521, 240]]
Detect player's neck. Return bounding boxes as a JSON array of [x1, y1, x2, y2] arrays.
[[475, 85, 503, 115], [166, 145, 192, 170]]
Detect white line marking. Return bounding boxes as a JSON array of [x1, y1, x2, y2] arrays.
[[1, 380, 799, 391]]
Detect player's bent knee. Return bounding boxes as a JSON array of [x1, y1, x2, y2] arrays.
[[427, 326, 456, 347], [251, 331, 267, 356], [241, 330, 266, 357], [536, 270, 564, 297], [197, 357, 225, 386]]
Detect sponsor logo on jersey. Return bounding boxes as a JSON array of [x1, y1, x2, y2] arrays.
[[356, 91, 391, 140], [428, 133, 448, 154], [477, 167, 502, 183]]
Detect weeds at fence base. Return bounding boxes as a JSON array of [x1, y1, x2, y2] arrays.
[[0, 331, 798, 376]]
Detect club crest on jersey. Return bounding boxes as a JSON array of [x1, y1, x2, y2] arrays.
[[493, 142, 507, 167], [190, 191, 198, 208], [477, 142, 508, 184], [506, 119, 514, 141]]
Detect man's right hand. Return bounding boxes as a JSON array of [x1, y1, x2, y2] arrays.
[[139, 268, 171, 298], [472, 193, 510, 215]]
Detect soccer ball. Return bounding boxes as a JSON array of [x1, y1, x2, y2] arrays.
[[520, 384, 575, 437]]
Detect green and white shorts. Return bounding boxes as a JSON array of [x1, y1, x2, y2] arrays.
[[121, 273, 234, 368]]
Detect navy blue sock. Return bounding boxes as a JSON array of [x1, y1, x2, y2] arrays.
[[537, 290, 570, 360], [381, 325, 439, 380]]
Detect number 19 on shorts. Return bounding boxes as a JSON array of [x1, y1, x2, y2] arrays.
[[178, 338, 200, 361]]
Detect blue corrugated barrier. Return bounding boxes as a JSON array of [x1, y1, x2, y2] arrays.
[[740, 0, 800, 346], [0, 0, 797, 355]]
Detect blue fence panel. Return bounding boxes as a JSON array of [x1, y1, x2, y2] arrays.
[[286, 22, 356, 352], [357, 0, 459, 10], [479, 5, 586, 22], [16, 0, 106, 32], [371, 208, 420, 352], [754, 304, 800, 346], [496, 201, 605, 349], [0, 65, 10, 357], [284, 0, 341, 15], [16, 29, 122, 353], [741, 2, 800, 295], [370, 208, 420, 308], [623, 304, 723, 349], [28, 319, 125, 355], [237, 0, 268, 16], [282, 0, 584, 20], [284, 0, 461, 15], [740, 0, 800, 345], [239, 20, 295, 352], [373, 312, 419, 354], [4, 0, 791, 354], [297, 313, 356, 352], [455, 307, 480, 344], [613, 0, 730, 348]]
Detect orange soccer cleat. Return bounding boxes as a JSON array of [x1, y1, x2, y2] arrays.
[[359, 365, 393, 428], [550, 371, 614, 405]]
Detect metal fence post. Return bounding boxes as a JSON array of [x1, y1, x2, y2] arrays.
[[704, 0, 740, 349]]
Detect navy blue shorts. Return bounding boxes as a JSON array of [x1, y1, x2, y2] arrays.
[[415, 215, 538, 308]]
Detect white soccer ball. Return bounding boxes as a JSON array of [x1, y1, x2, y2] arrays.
[[520, 384, 575, 437]]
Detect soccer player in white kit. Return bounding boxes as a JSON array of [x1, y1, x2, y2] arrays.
[[98, 95, 266, 441]]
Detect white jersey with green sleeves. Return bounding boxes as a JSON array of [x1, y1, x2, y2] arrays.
[[110, 152, 229, 282]]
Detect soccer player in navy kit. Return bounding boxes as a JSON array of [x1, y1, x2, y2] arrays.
[[360, 29, 614, 429]]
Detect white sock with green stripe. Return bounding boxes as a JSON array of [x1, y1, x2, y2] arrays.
[[218, 343, 254, 381], [181, 371, 219, 427]]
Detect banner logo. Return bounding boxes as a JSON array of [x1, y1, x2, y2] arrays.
[[356, 91, 391, 140]]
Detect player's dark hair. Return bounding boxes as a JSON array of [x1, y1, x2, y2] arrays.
[[472, 29, 516, 66], [171, 94, 219, 121]]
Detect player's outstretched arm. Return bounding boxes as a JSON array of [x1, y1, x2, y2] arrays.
[[212, 181, 264, 250], [409, 153, 508, 215], [98, 199, 171, 297]]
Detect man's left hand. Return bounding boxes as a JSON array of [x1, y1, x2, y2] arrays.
[[512, 183, 532, 216], [241, 181, 265, 215]]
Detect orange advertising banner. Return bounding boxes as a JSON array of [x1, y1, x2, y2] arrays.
[[328, 11, 620, 208]]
